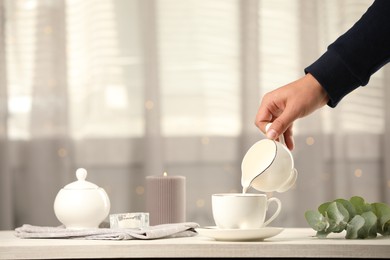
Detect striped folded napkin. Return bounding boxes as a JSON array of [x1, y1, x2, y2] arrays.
[[15, 222, 199, 240]]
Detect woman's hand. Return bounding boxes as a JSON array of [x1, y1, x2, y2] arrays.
[[255, 73, 329, 150]]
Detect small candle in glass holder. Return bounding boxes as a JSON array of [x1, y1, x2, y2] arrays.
[[109, 212, 149, 229]]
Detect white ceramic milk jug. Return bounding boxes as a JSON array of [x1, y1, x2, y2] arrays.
[[241, 124, 298, 193]]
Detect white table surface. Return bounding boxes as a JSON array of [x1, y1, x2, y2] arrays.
[[1, 228, 390, 259]]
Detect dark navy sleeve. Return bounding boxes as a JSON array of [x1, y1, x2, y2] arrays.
[[304, 0, 390, 107]]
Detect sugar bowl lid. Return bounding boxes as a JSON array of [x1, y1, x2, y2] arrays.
[[63, 168, 98, 189]]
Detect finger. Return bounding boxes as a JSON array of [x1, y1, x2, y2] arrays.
[[283, 126, 294, 150], [265, 122, 278, 140], [265, 107, 296, 141], [255, 109, 273, 134], [255, 97, 282, 134], [265, 122, 272, 133]]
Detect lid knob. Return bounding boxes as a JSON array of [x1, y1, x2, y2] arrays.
[[76, 168, 88, 181]]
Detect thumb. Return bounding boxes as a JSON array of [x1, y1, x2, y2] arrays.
[[266, 111, 296, 140]]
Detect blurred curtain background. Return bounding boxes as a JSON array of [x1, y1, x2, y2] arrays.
[[1, 0, 389, 230]]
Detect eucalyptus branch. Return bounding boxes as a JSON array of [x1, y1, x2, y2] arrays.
[[305, 196, 390, 239]]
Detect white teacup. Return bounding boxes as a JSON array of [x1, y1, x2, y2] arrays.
[[212, 193, 281, 229]]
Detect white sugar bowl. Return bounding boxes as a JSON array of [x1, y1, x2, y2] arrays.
[[54, 168, 110, 229]]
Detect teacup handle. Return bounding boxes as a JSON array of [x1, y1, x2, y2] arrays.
[[263, 197, 282, 227]]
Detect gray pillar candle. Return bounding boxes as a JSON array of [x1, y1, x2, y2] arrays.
[[146, 172, 186, 225]]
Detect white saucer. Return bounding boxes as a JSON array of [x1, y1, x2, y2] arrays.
[[195, 226, 284, 241]]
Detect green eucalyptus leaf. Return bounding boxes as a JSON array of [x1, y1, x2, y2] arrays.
[[350, 196, 372, 215], [346, 215, 365, 239], [316, 230, 331, 239], [334, 198, 356, 221], [358, 211, 377, 239], [325, 202, 349, 232], [382, 220, 390, 236], [318, 201, 331, 216], [371, 202, 390, 236], [305, 210, 328, 231], [325, 218, 343, 233]]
